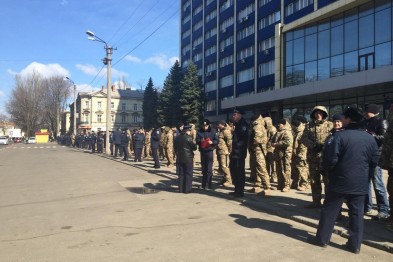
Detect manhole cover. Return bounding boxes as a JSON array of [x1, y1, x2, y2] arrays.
[[126, 187, 159, 194]]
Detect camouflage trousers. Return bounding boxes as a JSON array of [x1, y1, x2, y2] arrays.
[[266, 151, 276, 182], [217, 154, 231, 184], [252, 147, 270, 189], [308, 157, 328, 203], [144, 144, 151, 158], [291, 158, 309, 188], [275, 151, 291, 190], [165, 148, 174, 166]]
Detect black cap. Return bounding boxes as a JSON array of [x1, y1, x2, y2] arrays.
[[202, 119, 210, 126], [332, 113, 343, 121], [365, 104, 379, 114], [217, 120, 226, 126], [233, 107, 245, 115], [343, 107, 364, 122], [183, 125, 192, 131], [278, 119, 287, 125]]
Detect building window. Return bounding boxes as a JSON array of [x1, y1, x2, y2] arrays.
[[206, 100, 216, 111], [205, 9, 217, 23], [183, 14, 191, 25], [259, 0, 273, 8], [193, 4, 203, 16], [220, 0, 233, 13], [258, 36, 275, 52], [193, 52, 203, 62], [193, 20, 203, 32], [220, 54, 234, 68], [84, 113, 88, 122], [182, 59, 190, 68], [122, 103, 126, 111], [134, 104, 138, 111], [237, 24, 254, 41], [220, 17, 234, 32], [237, 46, 254, 61], [193, 36, 203, 48], [205, 27, 217, 40], [205, 45, 217, 57], [183, 0, 191, 11], [97, 114, 102, 123], [220, 74, 233, 88], [85, 101, 89, 108], [259, 11, 280, 30], [205, 62, 217, 73], [182, 44, 191, 55], [220, 36, 234, 50], [133, 115, 138, 123], [258, 60, 275, 77], [111, 102, 114, 109], [97, 101, 102, 108], [182, 29, 191, 39], [205, 80, 217, 92], [285, 0, 314, 17], [237, 68, 254, 83], [238, 3, 254, 22], [121, 114, 127, 123], [205, 0, 214, 6]]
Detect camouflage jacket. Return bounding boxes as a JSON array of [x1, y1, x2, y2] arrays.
[[380, 112, 393, 169], [249, 115, 268, 152], [164, 128, 174, 149], [217, 126, 232, 155], [272, 123, 293, 155], [292, 123, 307, 161], [145, 131, 151, 145], [301, 119, 333, 155], [264, 117, 277, 153]]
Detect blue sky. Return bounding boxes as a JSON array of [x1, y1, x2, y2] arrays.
[[0, 0, 180, 114]]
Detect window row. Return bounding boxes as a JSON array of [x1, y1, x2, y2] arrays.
[[285, 0, 314, 17], [220, 0, 233, 13], [238, 3, 254, 22], [237, 24, 254, 41], [259, 11, 280, 30]]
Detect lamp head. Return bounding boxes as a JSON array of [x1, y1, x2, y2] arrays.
[[86, 30, 95, 37]]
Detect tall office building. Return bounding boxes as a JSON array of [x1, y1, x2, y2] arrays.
[[180, 0, 393, 121]]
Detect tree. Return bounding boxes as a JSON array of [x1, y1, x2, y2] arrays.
[[6, 72, 45, 137], [142, 77, 158, 130], [157, 60, 183, 127], [179, 62, 203, 125]]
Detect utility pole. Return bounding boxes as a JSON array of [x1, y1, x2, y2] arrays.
[[73, 84, 76, 135]]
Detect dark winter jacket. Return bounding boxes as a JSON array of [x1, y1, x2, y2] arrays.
[[133, 132, 145, 149], [360, 115, 388, 149], [174, 133, 197, 164], [196, 126, 218, 153], [230, 117, 249, 159], [120, 132, 130, 147], [113, 130, 122, 145], [322, 123, 380, 195], [151, 128, 161, 149]]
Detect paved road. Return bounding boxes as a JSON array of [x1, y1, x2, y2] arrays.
[[0, 143, 391, 261]]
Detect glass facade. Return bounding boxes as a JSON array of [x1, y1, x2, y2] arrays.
[[285, 1, 393, 87]]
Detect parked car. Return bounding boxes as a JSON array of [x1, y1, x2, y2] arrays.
[[27, 137, 36, 144], [0, 136, 9, 145], [14, 137, 22, 143]]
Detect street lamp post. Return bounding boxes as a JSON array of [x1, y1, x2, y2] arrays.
[[86, 30, 114, 155], [65, 77, 77, 136]]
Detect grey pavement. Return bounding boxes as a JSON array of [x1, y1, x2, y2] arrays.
[[100, 148, 393, 254]]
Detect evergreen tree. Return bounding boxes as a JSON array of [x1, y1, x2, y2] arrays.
[[157, 60, 183, 127], [179, 62, 203, 125], [142, 77, 158, 130]]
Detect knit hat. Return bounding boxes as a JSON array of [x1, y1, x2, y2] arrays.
[[332, 113, 343, 121], [217, 120, 226, 126], [365, 104, 379, 114]]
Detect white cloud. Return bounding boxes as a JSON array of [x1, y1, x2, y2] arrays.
[[0, 90, 5, 97], [76, 63, 128, 79], [11, 62, 70, 79], [144, 54, 179, 70], [124, 55, 142, 63]]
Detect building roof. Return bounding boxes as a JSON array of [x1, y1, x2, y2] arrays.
[[79, 88, 144, 99]]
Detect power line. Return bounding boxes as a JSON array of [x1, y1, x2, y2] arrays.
[[113, 0, 161, 48], [113, 8, 179, 67]]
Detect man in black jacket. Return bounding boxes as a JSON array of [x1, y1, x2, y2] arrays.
[[229, 108, 249, 198], [151, 127, 161, 168], [360, 104, 389, 220], [174, 125, 197, 193], [309, 107, 379, 254]]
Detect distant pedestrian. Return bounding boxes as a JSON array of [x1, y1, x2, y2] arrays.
[[174, 125, 197, 193], [216, 120, 232, 187], [151, 127, 161, 168], [121, 129, 130, 161], [113, 128, 122, 157], [308, 107, 379, 254], [133, 127, 145, 162]]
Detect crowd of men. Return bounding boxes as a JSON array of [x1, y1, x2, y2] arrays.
[[59, 103, 393, 254]]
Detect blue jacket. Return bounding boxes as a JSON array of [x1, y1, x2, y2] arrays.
[[196, 126, 218, 153], [113, 130, 122, 145], [322, 123, 380, 195], [133, 132, 145, 149]]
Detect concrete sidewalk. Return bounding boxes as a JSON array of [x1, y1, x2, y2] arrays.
[[91, 150, 393, 253]]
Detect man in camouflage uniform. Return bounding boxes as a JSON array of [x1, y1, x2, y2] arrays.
[[163, 126, 174, 168], [271, 119, 293, 192], [301, 106, 333, 208], [291, 116, 309, 191], [144, 129, 152, 158], [264, 117, 277, 183], [379, 103, 393, 230], [249, 113, 271, 195], [216, 120, 232, 186], [159, 126, 166, 160]]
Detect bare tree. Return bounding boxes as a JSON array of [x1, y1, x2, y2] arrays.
[[136, 79, 145, 91], [41, 76, 71, 136], [6, 72, 45, 137], [0, 113, 9, 135]]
